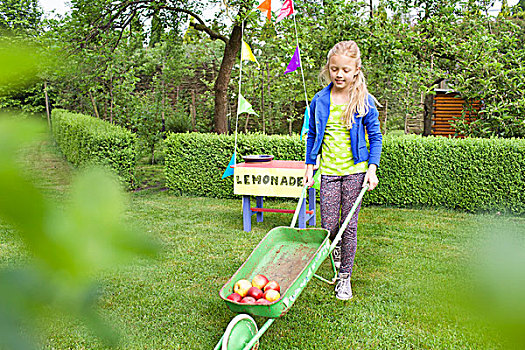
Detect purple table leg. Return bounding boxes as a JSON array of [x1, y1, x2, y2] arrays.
[[256, 196, 264, 223], [308, 187, 316, 226], [243, 195, 251, 232]]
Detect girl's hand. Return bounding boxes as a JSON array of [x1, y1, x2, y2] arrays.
[[363, 164, 378, 191], [304, 165, 315, 188]]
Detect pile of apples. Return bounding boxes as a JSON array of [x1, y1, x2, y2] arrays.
[[227, 274, 281, 304]]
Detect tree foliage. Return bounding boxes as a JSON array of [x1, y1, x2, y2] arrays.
[[2, 0, 524, 139], [0, 0, 42, 34], [0, 41, 157, 350]]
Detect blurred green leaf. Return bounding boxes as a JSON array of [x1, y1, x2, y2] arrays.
[[0, 117, 158, 349], [0, 41, 41, 90]]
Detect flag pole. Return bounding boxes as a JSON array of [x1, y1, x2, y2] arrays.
[[292, 13, 309, 109], [234, 20, 245, 159], [292, 11, 310, 163]]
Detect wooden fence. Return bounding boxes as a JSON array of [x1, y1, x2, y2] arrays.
[[431, 91, 480, 137]]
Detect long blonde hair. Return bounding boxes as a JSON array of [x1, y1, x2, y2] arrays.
[[319, 41, 370, 129]]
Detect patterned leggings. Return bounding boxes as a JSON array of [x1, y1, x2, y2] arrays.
[[320, 173, 365, 275]]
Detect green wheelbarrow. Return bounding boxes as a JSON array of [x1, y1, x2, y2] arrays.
[[214, 184, 369, 350]]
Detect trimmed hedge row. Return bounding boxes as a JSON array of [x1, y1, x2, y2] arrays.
[[165, 132, 304, 199], [367, 135, 525, 214], [165, 132, 525, 215], [52, 109, 137, 187]]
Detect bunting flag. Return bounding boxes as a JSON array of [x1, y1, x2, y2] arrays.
[[300, 107, 309, 140], [241, 40, 259, 66], [284, 46, 301, 74], [257, 0, 272, 20], [221, 152, 236, 179], [237, 93, 258, 116], [276, 0, 294, 22]]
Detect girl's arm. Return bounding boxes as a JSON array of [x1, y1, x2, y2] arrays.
[[363, 96, 383, 190], [305, 96, 318, 165], [305, 164, 315, 187], [363, 164, 378, 190]]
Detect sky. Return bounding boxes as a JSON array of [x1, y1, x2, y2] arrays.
[[39, 0, 70, 17], [38, 0, 520, 18]]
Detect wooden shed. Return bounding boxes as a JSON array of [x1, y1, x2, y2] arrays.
[[424, 89, 481, 137]]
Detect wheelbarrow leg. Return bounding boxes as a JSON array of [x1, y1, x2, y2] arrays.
[[313, 253, 338, 285]]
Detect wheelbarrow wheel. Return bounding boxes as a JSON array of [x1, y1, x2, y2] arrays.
[[222, 314, 259, 350]]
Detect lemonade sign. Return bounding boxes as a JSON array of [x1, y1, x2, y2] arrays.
[[233, 161, 305, 198]]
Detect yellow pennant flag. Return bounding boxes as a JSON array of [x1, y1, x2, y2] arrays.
[[241, 40, 259, 66]]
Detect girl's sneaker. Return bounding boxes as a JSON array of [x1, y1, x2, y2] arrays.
[[332, 244, 341, 269], [335, 272, 353, 300]]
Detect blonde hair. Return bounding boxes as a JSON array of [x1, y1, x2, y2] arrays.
[[319, 41, 370, 129]]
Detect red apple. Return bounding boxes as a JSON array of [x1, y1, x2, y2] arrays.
[[252, 274, 269, 290], [263, 289, 280, 302], [240, 296, 256, 304], [226, 293, 242, 302], [233, 279, 252, 297], [263, 280, 280, 293], [247, 287, 263, 300], [256, 298, 270, 304]]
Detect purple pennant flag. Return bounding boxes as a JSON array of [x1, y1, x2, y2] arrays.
[[284, 46, 301, 74]]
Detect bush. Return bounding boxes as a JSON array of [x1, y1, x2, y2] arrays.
[[52, 109, 137, 187], [366, 134, 525, 215], [165, 133, 525, 215], [164, 132, 304, 199]]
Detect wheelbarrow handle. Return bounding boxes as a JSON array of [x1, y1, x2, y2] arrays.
[[290, 185, 307, 228], [328, 183, 369, 254]]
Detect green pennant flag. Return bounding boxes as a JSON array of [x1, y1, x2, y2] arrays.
[[237, 93, 258, 116]]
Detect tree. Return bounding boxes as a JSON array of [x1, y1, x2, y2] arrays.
[[49, 0, 525, 138], [63, 0, 258, 134], [0, 0, 42, 34], [0, 0, 47, 114]]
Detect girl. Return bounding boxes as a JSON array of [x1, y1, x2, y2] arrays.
[[305, 41, 382, 300]]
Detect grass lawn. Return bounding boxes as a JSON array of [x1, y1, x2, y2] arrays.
[[2, 138, 524, 349]]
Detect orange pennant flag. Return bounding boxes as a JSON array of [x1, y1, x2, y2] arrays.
[[257, 0, 272, 20]]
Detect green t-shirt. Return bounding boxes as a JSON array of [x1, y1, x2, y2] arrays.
[[320, 103, 368, 176]]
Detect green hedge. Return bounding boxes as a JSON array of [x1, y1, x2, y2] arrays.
[[165, 132, 525, 215], [366, 135, 525, 214], [165, 133, 304, 199], [52, 109, 137, 187]]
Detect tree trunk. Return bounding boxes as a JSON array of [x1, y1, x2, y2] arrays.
[[89, 91, 100, 119], [383, 100, 388, 134], [191, 89, 196, 131], [213, 24, 242, 134], [109, 76, 114, 123], [288, 105, 293, 136], [423, 94, 434, 136], [44, 81, 51, 129], [404, 91, 409, 134], [103, 98, 108, 121], [161, 61, 166, 135], [266, 62, 272, 131]]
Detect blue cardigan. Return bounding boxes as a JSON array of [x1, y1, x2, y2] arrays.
[[305, 83, 383, 167]]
